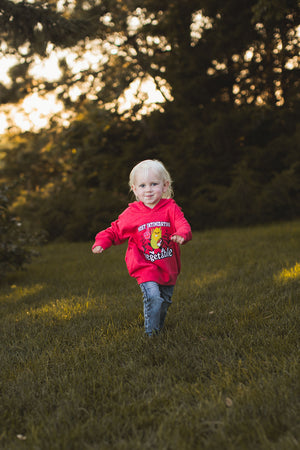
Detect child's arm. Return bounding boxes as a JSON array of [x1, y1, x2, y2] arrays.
[[171, 203, 192, 245], [92, 223, 126, 253], [92, 211, 130, 253]]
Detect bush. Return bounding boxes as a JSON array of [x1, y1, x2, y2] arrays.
[[258, 163, 300, 221], [0, 184, 38, 282]]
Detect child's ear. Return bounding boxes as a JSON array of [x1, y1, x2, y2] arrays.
[[132, 185, 137, 197], [163, 181, 170, 193]]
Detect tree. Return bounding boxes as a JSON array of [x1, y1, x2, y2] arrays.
[[0, 0, 299, 239], [1, 0, 299, 122]]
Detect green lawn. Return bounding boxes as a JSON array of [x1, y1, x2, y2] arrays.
[[0, 221, 299, 449]]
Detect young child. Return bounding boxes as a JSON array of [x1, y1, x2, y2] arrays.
[[92, 159, 192, 336]]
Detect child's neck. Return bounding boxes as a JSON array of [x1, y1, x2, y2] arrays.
[[143, 198, 162, 209]]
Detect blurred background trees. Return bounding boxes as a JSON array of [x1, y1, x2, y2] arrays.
[[0, 0, 299, 243]]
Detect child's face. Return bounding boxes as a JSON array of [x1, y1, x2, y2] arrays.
[[132, 168, 169, 208]]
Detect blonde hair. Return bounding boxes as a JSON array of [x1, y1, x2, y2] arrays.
[[129, 159, 173, 200]]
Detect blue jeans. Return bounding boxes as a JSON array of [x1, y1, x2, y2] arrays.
[[140, 282, 174, 336]]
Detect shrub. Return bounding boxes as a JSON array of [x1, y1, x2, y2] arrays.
[[258, 163, 300, 221], [0, 184, 38, 282]]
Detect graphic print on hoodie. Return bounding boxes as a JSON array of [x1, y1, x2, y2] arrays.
[[92, 199, 192, 285]]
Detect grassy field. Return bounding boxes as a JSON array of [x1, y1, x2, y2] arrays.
[[0, 221, 299, 450]]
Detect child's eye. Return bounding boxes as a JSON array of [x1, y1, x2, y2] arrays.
[[152, 182, 158, 186], [139, 184, 145, 188]]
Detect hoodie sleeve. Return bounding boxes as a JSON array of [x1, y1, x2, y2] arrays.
[[92, 210, 131, 251], [172, 202, 192, 243]]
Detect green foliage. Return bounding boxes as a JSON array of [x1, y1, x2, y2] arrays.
[[32, 186, 127, 241], [1, 0, 299, 114], [258, 163, 300, 221], [0, 184, 38, 282], [1, 1, 299, 240], [0, 0, 89, 52], [0, 221, 299, 448], [2, 102, 300, 240], [184, 105, 300, 228], [1, 107, 147, 241]]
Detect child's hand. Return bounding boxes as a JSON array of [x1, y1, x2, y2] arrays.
[[92, 245, 104, 254], [170, 235, 185, 245]]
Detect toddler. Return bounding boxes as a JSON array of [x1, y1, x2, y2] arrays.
[[92, 159, 192, 336]]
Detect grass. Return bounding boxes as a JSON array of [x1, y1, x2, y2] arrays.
[[0, 220, 299, 450]]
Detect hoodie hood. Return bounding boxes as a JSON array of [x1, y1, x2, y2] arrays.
[[128, 198, 173, 213]]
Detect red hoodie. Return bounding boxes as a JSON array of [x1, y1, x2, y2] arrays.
[[92, 198, 192, 285]]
